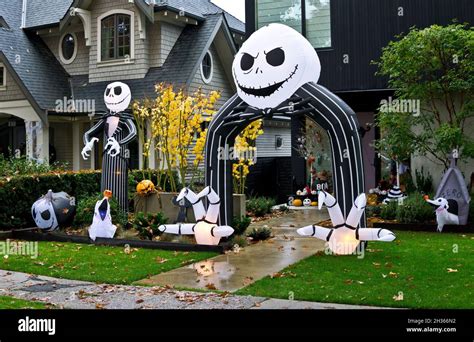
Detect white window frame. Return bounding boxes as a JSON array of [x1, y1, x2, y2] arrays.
[[200, 50, 214, 84], [0, 63, 6, 90], [58, 32, 78, 65], [97, 9, 135, 64]]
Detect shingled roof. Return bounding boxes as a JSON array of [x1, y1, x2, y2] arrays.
[[153, 0, 245, 33], [25, 0, 74, 29], [0, 0, 71, 122], [23, 0, 245, 34], [1, 1, 240, 117], [72, 13, 231, 112]]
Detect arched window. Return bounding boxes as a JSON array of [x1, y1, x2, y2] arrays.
[[100, 13, 132, 61]]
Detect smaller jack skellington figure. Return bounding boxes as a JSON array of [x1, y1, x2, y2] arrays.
[[82, 82, 137, 211]]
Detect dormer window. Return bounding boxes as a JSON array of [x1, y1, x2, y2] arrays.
[[98, 10, 134, 62]]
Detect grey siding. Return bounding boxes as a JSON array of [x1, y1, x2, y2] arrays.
[[50, 122, 73, 168], [0, 68, 26, 102], [42, 32, 90, 76], [256, 122, 292, 158], [188, 44, 234, 107], [148, 21, 184, 68], [88, 0, 149, 83]]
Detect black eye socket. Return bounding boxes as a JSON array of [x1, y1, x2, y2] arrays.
[[266, 48, 285, 67], [105, 88, 111, 96], [114, 86, 122, 96], [240, 53, 255, 71], [41, 210, 51, 221]]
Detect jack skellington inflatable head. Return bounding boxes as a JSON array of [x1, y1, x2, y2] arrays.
[[104, 82, 131, 113], [82, 81, 137, 211], [232, 23, 321, 109]]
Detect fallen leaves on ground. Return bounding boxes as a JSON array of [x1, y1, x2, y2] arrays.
[[155, 257, 168, 264], [205, 283, 217, 290]]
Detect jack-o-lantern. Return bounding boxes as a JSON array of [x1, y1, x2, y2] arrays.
[[136, 180, 155, 196], [31, 190, 76, 231], [232, 23, 321, 110], [303, 198, 312, 207]]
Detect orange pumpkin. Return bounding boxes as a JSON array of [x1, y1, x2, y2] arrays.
[[293, 199, 303, 207], [311, 201, 318, 207], [136, 180, 155, 196]]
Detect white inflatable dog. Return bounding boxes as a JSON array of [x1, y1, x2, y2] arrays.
[[88, 190, 117, 241], [426, 197, 460, 232]]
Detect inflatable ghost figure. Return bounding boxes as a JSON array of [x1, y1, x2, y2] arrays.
[[31, 190, 76, 231], [426, 197, 460, 232], [88, 190, 117, 241], [298, 191, 396, 255], [82, 82, 137, 212], [158, 187, 234, 245], [232, 23, 321, 109]]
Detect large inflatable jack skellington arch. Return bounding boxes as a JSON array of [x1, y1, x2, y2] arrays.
[[82, 82, 137, 211], [204, 23, 366, 227]]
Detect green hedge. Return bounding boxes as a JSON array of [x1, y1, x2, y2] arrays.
[[0, 170, 176, 230]]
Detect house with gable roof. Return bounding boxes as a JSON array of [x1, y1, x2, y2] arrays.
[[0, 0, 246, 171]]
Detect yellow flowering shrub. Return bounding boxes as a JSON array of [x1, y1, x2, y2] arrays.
[[233, 119, 264, 194], [133, 83, 220, 191]]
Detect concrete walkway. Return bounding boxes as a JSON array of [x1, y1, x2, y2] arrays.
[[136, 209, 328, 292], [0, 270, 382, 309]]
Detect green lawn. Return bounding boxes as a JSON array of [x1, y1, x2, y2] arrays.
[[0, 241, 216, 285], [0, 296, 48, 309], [237, 231, 474, 309]]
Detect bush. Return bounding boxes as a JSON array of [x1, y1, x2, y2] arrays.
[[0, 169, 175, 230], [232, 215, 252, 236], [131, 212, 168, 240], [396, 195, 434, 224], [247, 197, 276, 217], [247, 226, 272, 241], [379, 195, 434, 223], [229, 235, 249, 248], [0, 154, 69, 178], [415, 167, 434, 194], [366, 205, 382, 218], [380, 201, 398, 220], [73, 193, 128, 229]]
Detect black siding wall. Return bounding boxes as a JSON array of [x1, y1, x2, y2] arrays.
[[246, 0, 474, 92]]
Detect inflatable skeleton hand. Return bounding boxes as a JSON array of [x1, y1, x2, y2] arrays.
[[81, 137, 99, 160], [297, 191, 396, 255], [158, 187, 234, 245], [105, 137, 121, 157]]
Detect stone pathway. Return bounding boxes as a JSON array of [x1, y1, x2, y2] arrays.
[[136, 209, 329, 292], [0, 270, 383, 309]]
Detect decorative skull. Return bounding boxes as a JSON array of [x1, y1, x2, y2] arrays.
[[232, 23, 321, 109], [104, 81, 131, 113], [31, 190, 76, 231]]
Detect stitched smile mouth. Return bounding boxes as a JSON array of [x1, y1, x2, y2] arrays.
[[105, 93, 130, 106], [237, 64, 299, 97]]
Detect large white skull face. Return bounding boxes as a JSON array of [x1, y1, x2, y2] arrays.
[[31, 191, 58, 231], [232, 23, 321, 109], [104, 82, 131, 113]]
